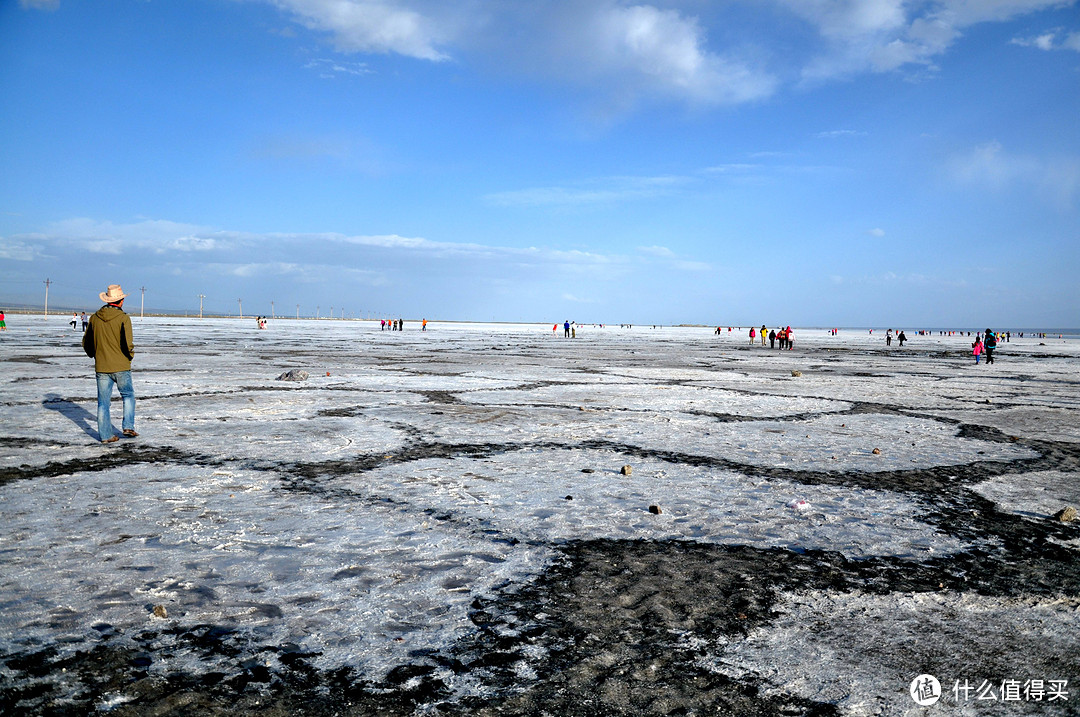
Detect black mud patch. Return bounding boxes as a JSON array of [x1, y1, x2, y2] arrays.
[[6, 539, 1077, 716], [0, 445, 210, 487]]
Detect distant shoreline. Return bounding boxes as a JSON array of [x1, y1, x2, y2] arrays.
[[1, 309, 1076, 338]]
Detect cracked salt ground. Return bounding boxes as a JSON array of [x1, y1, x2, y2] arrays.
[[711, 590, 1080, 716], [0, 464, 544, 681], [2, 318, 1079, 715], [461, 381, 848, 418], [971, 471, 1080, 524], [392, 404, 1035, 473], [338, 450, 971, 558]]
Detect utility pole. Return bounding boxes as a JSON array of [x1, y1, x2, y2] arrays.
[[330, 306, 334, 319], [271, 300, 275, 319], [198, 294, 205, 319], [43, 278, 51, 317], [140, 286, 147, 318], [296, 304, 300, 319], [317, 306, 320, 319], [238, 299, 243, 319]]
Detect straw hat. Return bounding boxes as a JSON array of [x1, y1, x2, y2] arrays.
[[99, 284, 128, 303]]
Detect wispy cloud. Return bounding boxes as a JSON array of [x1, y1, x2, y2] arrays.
[[868, 227, 886, 237], [18, 0, 59, 10], [484, 175, 687, 207], [947, 140, 1080, 208], [1011, 29, 1080, 51], [780, 0, 1074, 82], [816, 129, 868, 139], [0, 238, 41, 261], [638, 245, 676, 258], [636, 245, 710, 272], [304, 58, 374, 77]]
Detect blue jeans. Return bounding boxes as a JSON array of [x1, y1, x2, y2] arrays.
[[96, 371, 135, 440]]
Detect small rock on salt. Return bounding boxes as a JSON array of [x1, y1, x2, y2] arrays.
[[620, 465, 633, 476], [1053, 506, 1078, 523]]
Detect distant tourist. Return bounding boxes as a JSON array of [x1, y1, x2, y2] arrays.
[[760, 325, 767, 346], [984, 329, 997, 364], [749, 327, 756, 345], [422, 318, 427, 332], [972, 336, 984, 364], [69, 312, 78, 330], [80, 312, 88, 331], [898, 331, 907, 347], [0, 309, 6, 331], [564, 320, 571, 338], [769, 329, 776, 348], [786, 326, 794, 350], [82, 284, 136, 444]]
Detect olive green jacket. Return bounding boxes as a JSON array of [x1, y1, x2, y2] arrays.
[[83, 305, 135, 373]]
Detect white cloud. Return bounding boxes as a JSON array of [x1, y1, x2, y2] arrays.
[[269, 0, 452, 61], [1011, 28, 1080, 51], [254, 0, 1079, 115], [19, 0, 59, 10], [0, 238, 41, 261], [40, 218, 224, 254], [785, 0, 1074, 81], [868, 228, 886, 237], [588, 4, 778, 105]]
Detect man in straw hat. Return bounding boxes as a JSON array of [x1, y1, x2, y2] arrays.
[[82, 284, 137, 443]]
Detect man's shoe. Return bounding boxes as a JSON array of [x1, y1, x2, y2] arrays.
[[101, 436, 120, 444], [122, 429, 139, 437]]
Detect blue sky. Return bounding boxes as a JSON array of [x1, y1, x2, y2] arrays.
[[2, 0, 1078, 327]]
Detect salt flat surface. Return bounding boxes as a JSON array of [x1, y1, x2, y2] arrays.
[[1, 318, 1078, 714]]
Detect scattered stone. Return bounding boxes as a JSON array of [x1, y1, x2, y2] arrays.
[[1053, 506, 1078, 523], [152, 605, 167, 619], [985, 398, 992, 404], [581, 468, 595, 474], [648, 505, 662, 515], [620, 465, 633, 476], [564, 495, 574, 501], [791, 370, 802, 377], [872, 448, 881, 455], [275, 369, 309, 382]]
